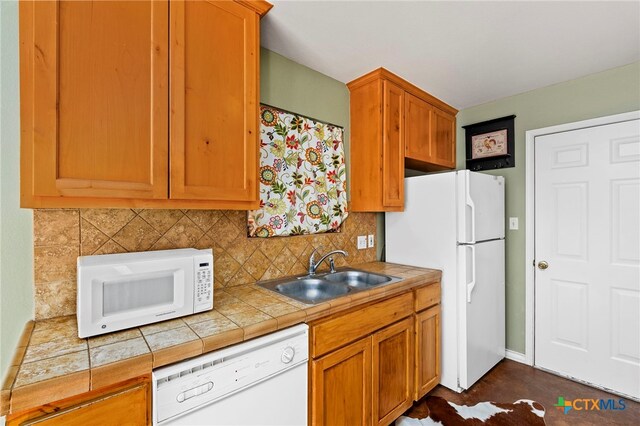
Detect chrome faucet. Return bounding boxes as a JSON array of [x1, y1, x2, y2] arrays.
[[308, 247, 348, 275]]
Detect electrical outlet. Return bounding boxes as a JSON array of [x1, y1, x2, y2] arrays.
[[357, 235, 367, 250], [367, 234, 374, 248], [509, 217, 519, 230]]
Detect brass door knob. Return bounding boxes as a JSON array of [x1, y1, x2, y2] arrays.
[[538, 261, 549, 270]]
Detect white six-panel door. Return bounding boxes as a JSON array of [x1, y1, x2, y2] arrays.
[[534, 119, 640, 399]]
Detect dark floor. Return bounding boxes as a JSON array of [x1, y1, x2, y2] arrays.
[[416, 360, 639, 425]]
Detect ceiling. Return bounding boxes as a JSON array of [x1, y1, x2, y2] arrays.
[[261, 1, 640, 110]]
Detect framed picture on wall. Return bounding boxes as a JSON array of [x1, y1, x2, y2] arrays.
[[463, 115, 516, 171], [471, 129, 508, 159]]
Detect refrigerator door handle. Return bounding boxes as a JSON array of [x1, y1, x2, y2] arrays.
[[467, 245, 477, 303], [465, 173, 476, 243]]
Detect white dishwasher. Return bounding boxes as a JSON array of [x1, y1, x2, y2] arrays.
[[152, 324, 308, 425]]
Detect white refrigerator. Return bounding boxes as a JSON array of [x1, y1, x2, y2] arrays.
[[386, 170, 505, 392]]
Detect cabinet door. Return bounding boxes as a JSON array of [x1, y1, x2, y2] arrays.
[[382, 81, 405, 209], [372, 317, 414, 426], [21, 0, 169, 201], [404, 93, 433, 163], [405, 94, 456, 170], [415, 305, 441, 400], [311, 337, 372, 426], [431, 109, 456, 168], [348, 79, 384, 212], [170, 0, 258, 205]]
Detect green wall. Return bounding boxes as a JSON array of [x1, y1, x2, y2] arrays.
[[455, 61, 640, 353], [260, 48, 386, 259], [261, 47, 350, 151], [0, 0, 34, 379]]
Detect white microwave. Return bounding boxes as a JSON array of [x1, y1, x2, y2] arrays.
[[77, 248, 213, 338]]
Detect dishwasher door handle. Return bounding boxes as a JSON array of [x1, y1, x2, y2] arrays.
[[176, 382, 214, 403]]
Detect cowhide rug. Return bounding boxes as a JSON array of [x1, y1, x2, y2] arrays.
[[396, 396, 546, 425]]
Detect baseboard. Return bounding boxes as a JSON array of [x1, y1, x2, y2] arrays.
[[505, 349, 527, 364]]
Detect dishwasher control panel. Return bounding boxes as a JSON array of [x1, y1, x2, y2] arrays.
[[152, 324, 309, 425]]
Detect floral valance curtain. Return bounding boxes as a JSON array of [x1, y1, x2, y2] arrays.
[[248, 105, 348, 238]]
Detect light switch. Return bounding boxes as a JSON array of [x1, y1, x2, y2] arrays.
[[509, 217, 519, 230], [357, 236, 367, 250], [367, 234, 374, 248]]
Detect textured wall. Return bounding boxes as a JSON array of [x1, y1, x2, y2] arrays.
[[455, 61, 640, 353], [33, 209, 376, 320]]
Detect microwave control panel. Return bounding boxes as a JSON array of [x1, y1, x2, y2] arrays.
[[194, 253, 214, 312]]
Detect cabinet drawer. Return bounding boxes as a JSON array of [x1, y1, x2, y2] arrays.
[[8, 377, 150, 426], [310, 292, 413, 358], [415, 284, 440, 312]]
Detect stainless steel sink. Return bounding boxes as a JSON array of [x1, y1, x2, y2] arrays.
[[273, 278, 351, 304], [258, 269, 402, 305], [323, 270, 394, 289]]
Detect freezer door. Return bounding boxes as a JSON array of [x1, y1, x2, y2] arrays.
[[457, 239, 505, 390], [386, 173, 458, 269], [457, 171, 505, 243]]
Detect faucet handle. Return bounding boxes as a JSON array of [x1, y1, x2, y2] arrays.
[[328, 257, 336, 273]]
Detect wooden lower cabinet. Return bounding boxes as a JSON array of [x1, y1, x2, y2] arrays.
[[311, 320, 415, 426], [7, 376, 150, 426], [372, 317, 414, 426], [415, 305, 441, 400], [311, 336, 372, 426], [309, 285, 441, 426]]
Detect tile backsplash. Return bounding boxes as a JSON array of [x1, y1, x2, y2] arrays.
[[33, 209, 377, 320]]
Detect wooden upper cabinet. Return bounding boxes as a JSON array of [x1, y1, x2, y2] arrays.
[[19, 0, 271, 209], [20, 0, 169, 202], [348, 78, 383, 212], [382, 81, 405, 209], [405, 98, 456, 170], [170, 0, 258, 205], [430, 108, 456, 168], [404, 93, 433, 163], [348, 68, 457, 211]]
